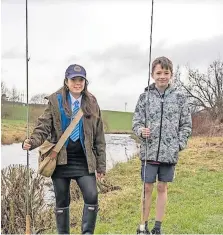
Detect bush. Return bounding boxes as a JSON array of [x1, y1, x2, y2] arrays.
[[1, 165, 55, 234]]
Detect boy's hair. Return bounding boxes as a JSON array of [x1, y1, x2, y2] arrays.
[[152, 56, 173, 75]]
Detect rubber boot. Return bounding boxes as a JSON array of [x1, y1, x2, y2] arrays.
[[55, 207, 70, 234], [137, 224, 149, 234], [81, 204, 98, 234], [145, 221, 150, 234]]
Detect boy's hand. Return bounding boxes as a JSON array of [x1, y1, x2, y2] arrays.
[[141, 128, 150, 138]]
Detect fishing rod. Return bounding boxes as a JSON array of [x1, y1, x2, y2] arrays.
[[25, 0, 31, 234], [137, 0, 154, 234]]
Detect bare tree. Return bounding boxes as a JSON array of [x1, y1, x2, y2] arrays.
[[180, 60, 223, 122], [1, 81, 8, 94], [30, 93, 49, 105], [172, 66, 199, 114], [172, 65, 182, 88], [9, 86, 20, 104], [1, 81, 9, 101]]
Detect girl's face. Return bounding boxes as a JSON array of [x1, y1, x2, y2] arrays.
[[65, 77, 85, 95], [152, 64, 172, 89]]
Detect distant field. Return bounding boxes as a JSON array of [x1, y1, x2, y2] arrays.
[[1, 103, 45, 122], [102, 110, 133, 133], [1, 103, 133, 144]]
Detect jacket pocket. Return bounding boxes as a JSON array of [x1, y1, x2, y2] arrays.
[[89, 147, 97, 170]]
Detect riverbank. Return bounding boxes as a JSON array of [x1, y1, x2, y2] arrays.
[[64, 137, 223, 234], [1, 121, 134, 145], [1, 120, 35, 145], [1, 109, 133, 145]]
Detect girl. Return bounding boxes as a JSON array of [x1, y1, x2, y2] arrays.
[[23, 64, 106, 234]]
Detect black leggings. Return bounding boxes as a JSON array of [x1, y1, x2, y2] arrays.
[[52, 174, 98, 208]]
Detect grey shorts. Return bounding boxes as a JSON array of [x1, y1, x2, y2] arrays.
[[141, 163, 175, 183]]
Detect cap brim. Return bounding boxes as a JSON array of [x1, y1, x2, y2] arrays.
[[66, 74, 86, 79]]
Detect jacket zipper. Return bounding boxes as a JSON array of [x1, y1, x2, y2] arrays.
[[156, 92, 165, 161]]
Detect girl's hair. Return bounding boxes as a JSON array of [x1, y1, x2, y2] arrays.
[[152, 56, 173, 75], [63, 78, 98, 118]]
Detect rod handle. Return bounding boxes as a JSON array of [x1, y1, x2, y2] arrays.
[[25, 214, 31, 234]]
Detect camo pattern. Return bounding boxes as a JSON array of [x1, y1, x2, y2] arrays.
[[132, 83, 192, 164]]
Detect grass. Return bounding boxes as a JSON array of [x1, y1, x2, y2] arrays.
[[1, 119, 35, 144], [1, 103, 45, 121], [102, 110, 133, 133], [1, 105, 133, 144], [66, 137, 223, 234]]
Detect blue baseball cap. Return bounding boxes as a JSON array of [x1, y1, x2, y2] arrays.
[[65, 64, 86, 79]]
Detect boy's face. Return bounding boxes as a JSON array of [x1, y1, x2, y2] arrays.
[[152, 64, 172, 89]]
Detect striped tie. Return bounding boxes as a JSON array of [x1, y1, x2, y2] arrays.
[[70, 100, 80, 142]]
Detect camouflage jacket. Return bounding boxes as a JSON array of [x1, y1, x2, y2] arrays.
[[132, 83, 192, 164], [29, 87, 106, 174]]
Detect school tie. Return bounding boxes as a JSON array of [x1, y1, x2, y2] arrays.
[[70, 100, 80, 142]]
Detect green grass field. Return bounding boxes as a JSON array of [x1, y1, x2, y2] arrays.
[[1, 110, 133, 131], [64, 137, 223, 234], [1, 103, 133, 131], [1, 104, 133, 144], [1, 103, 45, 121], [102, 110, 133, 132]]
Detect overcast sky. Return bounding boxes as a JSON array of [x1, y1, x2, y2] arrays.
[[1, 0, 223, 111]]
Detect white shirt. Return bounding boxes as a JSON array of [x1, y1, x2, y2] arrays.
[[69, 92, 82, 111]]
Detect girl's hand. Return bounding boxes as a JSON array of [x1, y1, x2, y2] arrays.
[[22, 139, 31, 150], [96, 172, 105, 181]]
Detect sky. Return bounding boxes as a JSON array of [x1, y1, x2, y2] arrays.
[[1, 0, 223, 112]]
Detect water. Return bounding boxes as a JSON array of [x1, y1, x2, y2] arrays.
[[1, 134, 139, 171]]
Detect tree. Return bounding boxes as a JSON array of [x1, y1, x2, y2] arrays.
[[172, 65, 182, 88], [30, 93, 49, 105], [180, 60, 223, 122], [1, 81, 9, 101], [172, 66, 199, 114], [9, 86, 20, 103]]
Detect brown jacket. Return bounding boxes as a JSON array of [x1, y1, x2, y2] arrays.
[[29, 88, 106, 174]]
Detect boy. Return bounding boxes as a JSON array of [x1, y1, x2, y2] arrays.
[[132, 56, 192, 234]]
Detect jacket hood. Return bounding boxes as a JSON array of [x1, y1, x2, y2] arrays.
[[144, 83, 177, 95]]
